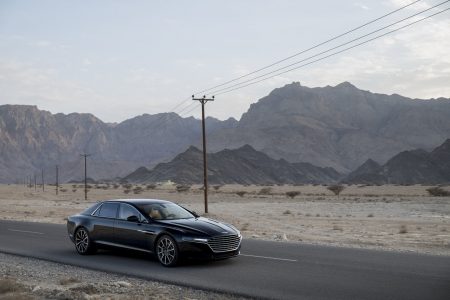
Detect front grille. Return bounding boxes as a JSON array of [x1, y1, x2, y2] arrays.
[[207, 234, 241, 253]]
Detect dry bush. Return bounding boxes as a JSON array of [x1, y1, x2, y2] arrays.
[[113, 184, 120, 189], [399, 225, 408, 234], [59, 277, 81, 286], [123, 189, 131, 194], [213, 185, 223, 191], [258, 187, 272, 195], [0, 278, 23, 294], [123, 183, 133, 189], [176, 185, 191, 192], [367, 213, 374, 217], [283, 210, 291, 215], [146, 184, 156, 190], [236, 191, 247, 197], [333, 225, 343, 231], [133, 186, 144, 194], [327, 185, 345, 197], [286, 191, 300, 199], [60, 188, 67, 192], [426, 187, 450, 197]]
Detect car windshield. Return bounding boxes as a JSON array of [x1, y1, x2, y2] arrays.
[[137, 203, 194, 220]]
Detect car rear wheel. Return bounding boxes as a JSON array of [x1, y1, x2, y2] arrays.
[[156, 235, 179, 267], [75, 227, 96, 255]]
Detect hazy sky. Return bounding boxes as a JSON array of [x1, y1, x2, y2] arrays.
[[1, 0, 449, 122]]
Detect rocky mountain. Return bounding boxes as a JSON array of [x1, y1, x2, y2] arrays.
[[0, 105, 236, 183], [342, 139, 450, 184], [123, 145, 341, 184], [2, 81, 450, 183], [209, 82, 450, 172]]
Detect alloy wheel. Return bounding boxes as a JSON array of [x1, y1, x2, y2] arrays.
[[75, 228, 89, 254], [157, 236, 177, 266]]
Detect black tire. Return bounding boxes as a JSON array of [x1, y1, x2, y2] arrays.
[[156, 235, 179, 267], [74, 227, 96, 255]]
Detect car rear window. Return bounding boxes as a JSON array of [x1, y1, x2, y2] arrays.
[[95, 202, 119, 218], [81, 202, 101, 216]]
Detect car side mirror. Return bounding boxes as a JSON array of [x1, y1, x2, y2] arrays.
[[127, 215, 140, 222]]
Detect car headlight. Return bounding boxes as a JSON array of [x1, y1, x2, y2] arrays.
[[182, 237, 209, 243]]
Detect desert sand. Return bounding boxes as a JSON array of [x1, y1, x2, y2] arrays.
[[0, 183, 449, 256]]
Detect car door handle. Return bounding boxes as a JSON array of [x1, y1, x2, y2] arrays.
[[137, 229, 155, 235]]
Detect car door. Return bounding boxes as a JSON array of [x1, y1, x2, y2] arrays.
[[114, 203, 155, 251], [90, 202, 119, 243]]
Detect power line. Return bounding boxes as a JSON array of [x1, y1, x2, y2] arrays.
[[193, 0, 424, 96], [213, 6, 450, 96]]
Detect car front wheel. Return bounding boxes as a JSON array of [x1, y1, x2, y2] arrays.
[[156, 235, 179, 267]]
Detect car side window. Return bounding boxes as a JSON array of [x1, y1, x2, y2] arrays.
[[118, 204, 144, 222], [95, 203, 119, 219]]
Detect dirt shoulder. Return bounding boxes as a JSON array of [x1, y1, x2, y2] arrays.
[[0, 252, 246, 300]]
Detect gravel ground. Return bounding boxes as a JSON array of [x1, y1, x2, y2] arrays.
[[0, 252, 247, 300]]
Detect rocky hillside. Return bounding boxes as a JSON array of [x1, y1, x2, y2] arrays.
[[2, 81, 450, 183], [209, 82, 450, 172], [0, 105, 236, 183], [342, 139, 450, 184], [123, 145, 341, 184]]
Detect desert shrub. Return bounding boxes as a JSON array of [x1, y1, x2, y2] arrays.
[[59, 277, 81, 286], [327, 185, 345, 197], [133, 186, 144, 194], [426, 187, 450, 197], [72, 189, 77, 193], [72, 184, 77, 188], [113, 184, 119, 189], [123, 189, 130, 194], [258, 187, 272, 195], [123, 183, 132, 189], [0, 278, 23, 294], [146, 184, 156, 190], [213, 185, 223, 191], [399, 225, 408, 234], [367, 213, 374, 217], [333, 225, 343, 231], [283, 210, 291, 215], [286, 191, 300, 199], [60, 188, 67, 192], [236, 191, 247, 197], [176, 185, 191, 192]]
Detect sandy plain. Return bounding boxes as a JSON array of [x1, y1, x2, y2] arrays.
[[0, 183, 449, 256]]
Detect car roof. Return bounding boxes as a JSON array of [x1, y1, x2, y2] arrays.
[[103, 199, 172, 205]]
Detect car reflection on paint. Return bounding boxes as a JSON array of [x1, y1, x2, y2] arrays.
[[67, 199, 242, 267]]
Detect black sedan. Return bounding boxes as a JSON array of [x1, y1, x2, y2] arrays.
[[67, 199, 241, 266]]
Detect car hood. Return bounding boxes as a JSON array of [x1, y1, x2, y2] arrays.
[[158, 217, 238, 236]]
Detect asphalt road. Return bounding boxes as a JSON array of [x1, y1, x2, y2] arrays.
[[0, 220, 449, 300]]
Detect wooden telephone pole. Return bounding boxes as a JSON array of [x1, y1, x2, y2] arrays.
[[80, 154, 91, 200], [55, 165, 59, 195], [192, 95, 214, 214]]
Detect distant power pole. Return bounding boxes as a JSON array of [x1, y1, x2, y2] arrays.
[[34, 174, 37, 191], [192, 95, 214, 214], [41, 169, 45, 192], [55, 165, 59, 196], [80, 154, 91, 200]]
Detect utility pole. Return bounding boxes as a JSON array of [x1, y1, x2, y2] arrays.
[[192, 95, 214, 214], [80, 154, 91, 200], [55, 165, 59, 196], [41, 169, 45, 192], [34, 174, 37, 191]]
